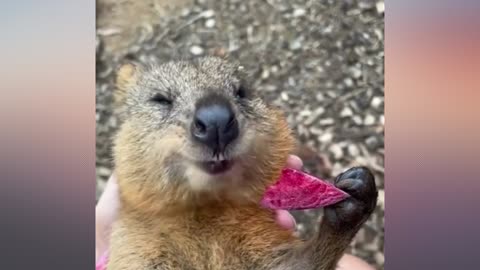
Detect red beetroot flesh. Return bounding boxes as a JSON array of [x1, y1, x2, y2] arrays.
[[261, 168, 349, 210]]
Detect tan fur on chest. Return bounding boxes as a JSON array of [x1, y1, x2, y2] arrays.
[[109, 204, 299, 270]]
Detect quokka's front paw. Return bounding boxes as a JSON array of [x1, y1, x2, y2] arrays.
[[324, 167, 378, 231]]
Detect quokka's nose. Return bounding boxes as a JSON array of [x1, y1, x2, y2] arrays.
[[191, 98, 239, 153]]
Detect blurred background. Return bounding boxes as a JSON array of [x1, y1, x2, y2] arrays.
[[96, 0, 384, 268]]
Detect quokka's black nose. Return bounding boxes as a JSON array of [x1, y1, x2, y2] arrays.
[[191, 96, 239, 153]]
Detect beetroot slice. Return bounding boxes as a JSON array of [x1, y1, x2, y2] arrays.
[[260, 168, 349, 210]]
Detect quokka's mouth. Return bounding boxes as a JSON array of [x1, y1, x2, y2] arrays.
[[197, 159, 234, 175]]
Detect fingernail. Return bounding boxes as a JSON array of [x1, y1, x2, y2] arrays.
[[275, 210, 296, 230], [287, 155, 303, 170]]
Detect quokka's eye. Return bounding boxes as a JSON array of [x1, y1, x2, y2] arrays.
[[235, 85, 247, 99], [150, 93, 173, 106]]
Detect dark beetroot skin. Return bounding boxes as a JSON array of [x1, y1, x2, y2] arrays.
[[261, 168, 350, 210]]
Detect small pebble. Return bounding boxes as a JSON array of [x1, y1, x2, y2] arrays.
[[289, 38, 302, 51], [319, 118, 334, 126], [323, 25, 333, 34], [181, 8, 191, 17], [363, 239, 380, 252], [355, 230, 367, 243], [352, 115, 363, 125], [359, 1, 375, 10], [315, 93, 325, 102], [348, 144, 360, 156], [343, 78, 354, 87], [354, 156, 368, 166], [349, 66, 362, 78], [376, 1, 385, 14], [293, 8, 306, 17], [349, 100, 360, 111], [299, 110, 312, 118], [304, 107, 325, 125], [319, 132, 333, 143], [326, 90, 337, 98], [201, 9, 215, 18], [97, 167, 112, 177], [371, 96, 383, 109], [364, 114, 375, 125], [337, 141, 348, 149], [205, 19, 216, 28], [264, 85, 277, 92], [374, 29, 383, 40], [377, 189, 385, 209], [310, 127, 323, 136], [380, 114, 385, 125], [261, 69, 270, 79], [297, 125, 309, 137], [375, 252, 385, 266], [329, 144, 343, 160], [340, 107, 353, 117], [332, 163, 344, 177], [288, 77, 296, 86], [190, 45, 204, 55]]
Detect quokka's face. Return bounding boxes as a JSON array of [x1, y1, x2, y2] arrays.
[[115, 57, 292, 196]]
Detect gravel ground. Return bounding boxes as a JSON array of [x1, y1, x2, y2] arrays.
[[96, 0, 384, 268]]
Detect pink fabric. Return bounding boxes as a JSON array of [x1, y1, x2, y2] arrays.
[[261, 168, 349, 210], [96, 251, 109, 270]]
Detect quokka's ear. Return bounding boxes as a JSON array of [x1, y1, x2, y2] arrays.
[[114, 62, 142, 106]]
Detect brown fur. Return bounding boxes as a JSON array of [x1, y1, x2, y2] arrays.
[[108, 57, 376, 270]]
